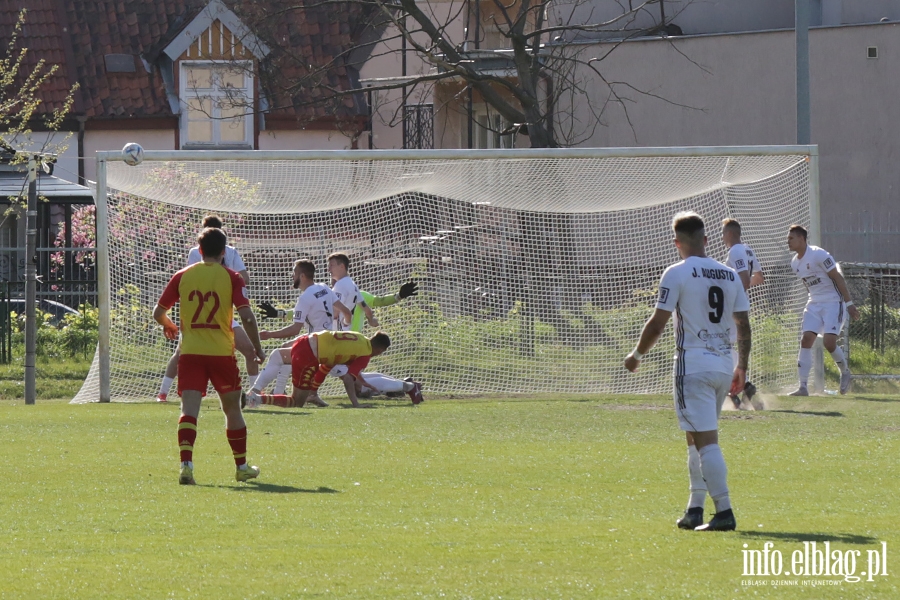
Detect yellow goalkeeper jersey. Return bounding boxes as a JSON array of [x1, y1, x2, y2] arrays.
[[312, 331, 372, 366]]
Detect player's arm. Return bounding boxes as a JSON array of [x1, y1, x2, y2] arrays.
[[365, 282, 419, 308], [624, 308, 671, 372], [341, 356, 373, 408], [750, 269, 765, 287], [238, 269, 250, 287], [153, 304, 178, 340], [260, 321, 303, 341], [363, 303, 379, 328], [153, 272, 182, 339], [731, 310, 752, 395], [237, 305, 265, 363], [825, 267, 860, 321], [333, 300, 352, 324], [737, 270, 751, 292], [365, 292, 397, 308]]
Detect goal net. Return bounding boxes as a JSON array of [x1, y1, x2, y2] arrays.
[[73, 147, 815, 402]]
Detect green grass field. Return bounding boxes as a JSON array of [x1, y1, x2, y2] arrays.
[[1, 393, 898, 599]]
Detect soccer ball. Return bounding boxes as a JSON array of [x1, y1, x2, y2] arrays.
[[122, 142, 144, 166]]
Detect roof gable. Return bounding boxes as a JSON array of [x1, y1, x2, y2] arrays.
[[0, 0, 371, 123], [163, 0, 270, 61]]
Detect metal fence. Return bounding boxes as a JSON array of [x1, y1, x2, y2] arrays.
[[0, 246, 97, 363], [841, 262, 900, 379]]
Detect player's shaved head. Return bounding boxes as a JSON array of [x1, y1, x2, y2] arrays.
[[722, 218, 741, 235], [202, 214, 223, 229], [672, 211, 705, 247], [198, 227, 226, 258]]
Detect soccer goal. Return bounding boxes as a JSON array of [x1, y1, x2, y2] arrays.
[[74, 146, 819, 402]]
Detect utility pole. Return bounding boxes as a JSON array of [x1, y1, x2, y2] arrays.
[[796, 0, 811, 145], [24, 155, 38, 404]]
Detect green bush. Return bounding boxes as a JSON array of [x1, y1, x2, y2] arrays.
[[7, 304, 98, 359]]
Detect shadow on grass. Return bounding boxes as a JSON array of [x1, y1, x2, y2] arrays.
[[242, 410, 312, 417], [768, 410, 844, 418], [227, 482, 341, 494], [739, 531, 878, 545], [852, 396, 900, 403]]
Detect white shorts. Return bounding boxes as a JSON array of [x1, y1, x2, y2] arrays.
[[674, 371, 732, 432], [801, 302, 845, 337], [329, 365, 349, 378], [232, 319, 241, 329]]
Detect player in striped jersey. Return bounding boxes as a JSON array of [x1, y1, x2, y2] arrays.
[[722, 218, 765, 409], [245, 331, 391, 409], [787, 224, 859, 396], [625, 212, 751, 532], [154, 227, 265, 485]]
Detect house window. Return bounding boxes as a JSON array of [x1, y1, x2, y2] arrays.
[[403, 104, 434, 149], [469, 106, 514, 149], [180, 61, 253, 148]]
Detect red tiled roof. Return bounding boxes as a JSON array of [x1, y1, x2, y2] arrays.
[[0, 0, 372, 122]]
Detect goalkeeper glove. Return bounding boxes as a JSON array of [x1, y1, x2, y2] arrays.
[[398, 281, 419, 300], [257, 301, 284, 319]]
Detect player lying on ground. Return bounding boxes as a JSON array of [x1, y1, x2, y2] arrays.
[[153, 226, 266, 485], [259, 277, 423, 405], [245, 330, 391, 409], [256, 259, 352, 407]]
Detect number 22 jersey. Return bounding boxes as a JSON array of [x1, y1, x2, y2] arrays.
[[656, 256, 750, 375], [158, 262, 249, 356]]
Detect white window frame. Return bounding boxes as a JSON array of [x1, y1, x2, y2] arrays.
[[468, 105, 514, 149], [179, 60, 254, 148]]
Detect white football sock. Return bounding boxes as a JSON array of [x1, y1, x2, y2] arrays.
[[159, 376, 174, 396], [273, 366, 291, 395], [253, 351, 285, 393], [830, 347, 848, 374], [687, 444, 707, 510], [798, 347, 813, 387], [698, 444, 731, 512], [246, 374, 257, 388], [360, 373, 405, 393]]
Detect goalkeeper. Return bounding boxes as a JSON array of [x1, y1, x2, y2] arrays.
[[258, 281, 423, 405]]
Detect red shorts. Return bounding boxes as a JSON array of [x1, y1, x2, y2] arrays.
[[178, 354, 242, 396], [291, 337, 328, 390]]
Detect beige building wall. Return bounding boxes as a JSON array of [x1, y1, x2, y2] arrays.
[[259, 129, 354, 151], [563, 23, 900, 261], [83, 130, 175, 183]]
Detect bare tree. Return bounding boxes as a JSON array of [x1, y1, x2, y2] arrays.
[[230, 0, 695, 148]]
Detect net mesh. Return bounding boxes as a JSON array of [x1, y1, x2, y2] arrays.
[[73, 151, 812, 402]]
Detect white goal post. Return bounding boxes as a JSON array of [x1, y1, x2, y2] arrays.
[[75, 146, 820, 403]]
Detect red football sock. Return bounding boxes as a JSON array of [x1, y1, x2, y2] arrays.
[[261, 393, 298, 408], [178, 415, 198, 463], [226, 426, 248, 467]]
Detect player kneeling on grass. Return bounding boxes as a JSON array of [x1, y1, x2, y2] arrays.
[[246, 331, 391, 409], [153, 227, 266, 485], [625, 211, 751, 532]]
